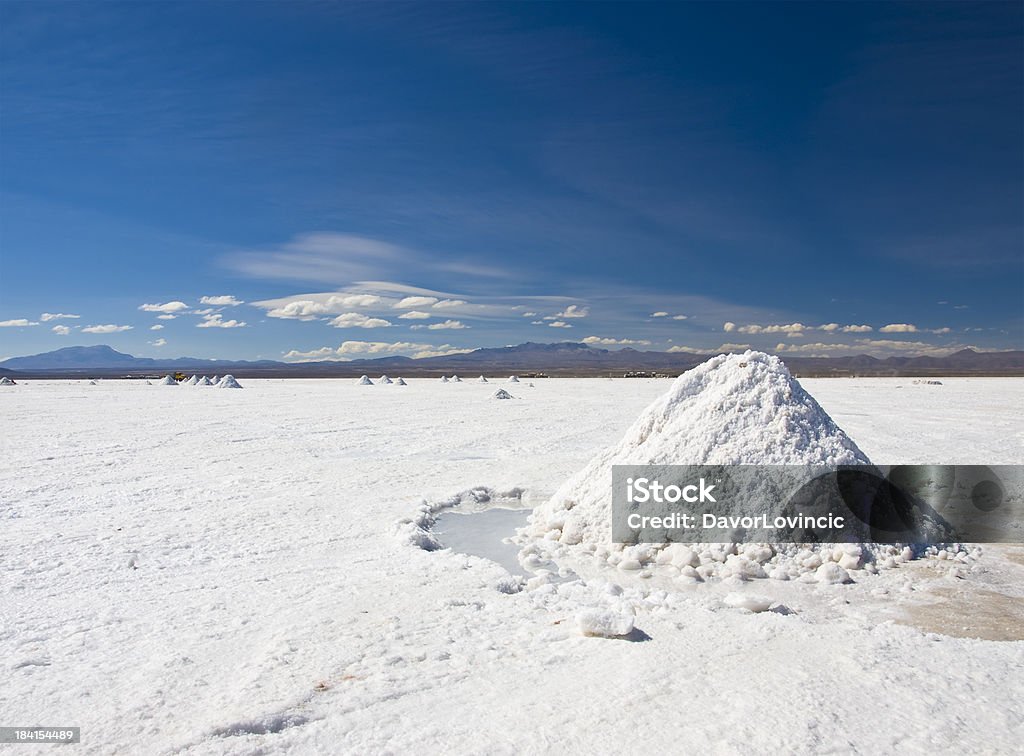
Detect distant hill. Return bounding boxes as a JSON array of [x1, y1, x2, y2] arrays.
[[2, 342, 1023, 377]]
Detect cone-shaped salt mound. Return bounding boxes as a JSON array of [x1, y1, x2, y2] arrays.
[[492, 389, 514, 399], [212, 375, 220, 383], [395, 377, 407, 386], [88, 380, 98, 385], [218, 375, 243, 388], [439, 376, 449, 383], [158, 375, 177, 385], [451, 375, 462, 382], [0, 376, 17, 385], [508, 375, 519, 383], [356, 375, 374, 386], [197, 376, 213, 386], [379, 375, 393, 384], [525, 351, 869, 550], [185, 375, 199, 385], [477, 376, 488, 383]]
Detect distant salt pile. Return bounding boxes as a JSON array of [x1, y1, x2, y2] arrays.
[[521, 351, 897, 580], [439, 376, 449, 383], [0, 376, 17, 385], [212, 375, 220, 383], [492, 389, 514, 400], [218, 375, 243, 389], [88, 380, 98, 385], [395, 377, 407, 386], [478, 376, 489, 383], [379, 375, 393, 384], [356, 375, 374, 386], [145, 380, 152, 385], [185, 375, 199, 385], [197, 376, 213, 386], [508, 375, 519, 383], [451, 375, 462, 383], [158, 375, 177, 386]]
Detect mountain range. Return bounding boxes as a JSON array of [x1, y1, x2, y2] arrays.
[[2, 342, 1023, 378]]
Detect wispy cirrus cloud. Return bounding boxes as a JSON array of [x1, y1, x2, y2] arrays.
[[200, 295, 243, 306], [40, 312, 80, 321]]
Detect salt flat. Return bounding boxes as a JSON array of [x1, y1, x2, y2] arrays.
[[1, 376, 1022, 754]]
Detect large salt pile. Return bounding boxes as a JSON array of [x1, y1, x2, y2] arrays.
[[218, 375, 243, 389], [197, 376, 213, 386], [1, 376, 17, 385], [395, 377, 407, 386], [185, 375, 199, 385], [158, 375, 177, 385], [451, 375, 462, 383], [379, 375, 393, 384], [356, 375, 374, 386], [478, 376, 489, 383], [439, 376, 449, 383], [508, 375, 519, 383], [520, 351, 917, 581]]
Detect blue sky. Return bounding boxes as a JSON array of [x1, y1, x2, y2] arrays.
[[1, 1, 1021, 361]]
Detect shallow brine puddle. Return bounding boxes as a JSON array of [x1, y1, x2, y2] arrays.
[[433, 507, 530, 575]]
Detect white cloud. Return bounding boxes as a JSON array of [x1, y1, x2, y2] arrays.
[[819, 323, 840, 332], [261, 294, 383, 321], [282, 340, 472, 361], [0, 319, 38, 327], [582, 336, 652, 346], [411, 319, 469, 330], [40, 312, 80, 321], [149, 338, 167, 347], [157, 314, 177, 320], [547, 320, 572, 329], [196, 314, 246, 329], [530, 320, 544, 325], [395, 296, 439, 309], [735, 323, 807, 335], [723, 322, 736, 332], [672, 315, 688, 321], [522, 311, 537, 317], [398, 311, 432, 320], [668, 343, 750, 354], [774, 339, 971, 357], [551, 304, 589, 319], [52, 325, 71, 336], [932, 327, 951, 334], [329, 313, 392, 329], [150, 324, 164, 331], [200, 295, 243, 306], [879, 323, 918, 333], [139, 301, 189, 313], [82, 324, 133, 334], [840, 324, 873, 333], [433, 299, 467, 309], [651, 311, 669, 318], [191, 308, 216, 316]]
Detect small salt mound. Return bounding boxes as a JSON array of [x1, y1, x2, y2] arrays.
[[145, 380, 152, 385], [576, 609, 634, 638], [197, 376, 213, 386], [523, 351, 873, 573], [212, 375, 220, 383], [439, 376, 449, 383], [723, 592, 774, 613], [0, 376, 15, 385], [88, 380, 98, 385], [379, 375, 393, 384], [218, 375, 243, 389], [508, 375, 519, 383], [158, 375, 177, 386], [451, 375, 462, 382], [492, 389, 514, 400], [356, 375, 374, 386], [395, 377, 407, 386], [477, 376, 488, 383], [185, 375, 199, 385]]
